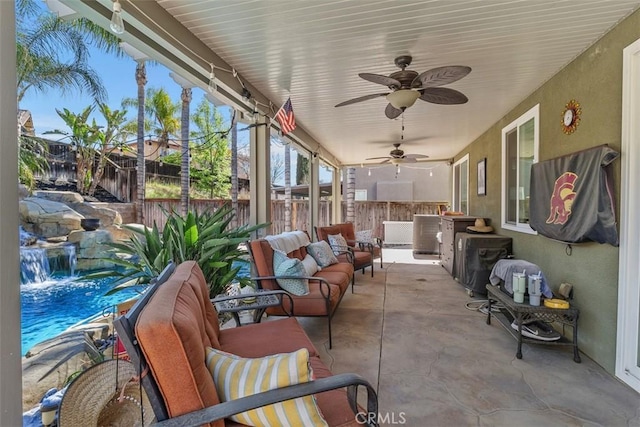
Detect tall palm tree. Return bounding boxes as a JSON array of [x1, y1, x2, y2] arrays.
[[123, 88, 180, 147], [179, 87, 192, 216], [135, 61, 147, 223], [230, 112, 239, 228]]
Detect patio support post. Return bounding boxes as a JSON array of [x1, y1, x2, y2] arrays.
[[346, 167, 356, 223], [310, 152, 320, 236], [332, 168, 342, 224], [250, 114, 271, 236], [0, 0, 23, 424]]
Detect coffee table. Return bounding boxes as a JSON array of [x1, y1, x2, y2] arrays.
[[486, 284, 581, 363]]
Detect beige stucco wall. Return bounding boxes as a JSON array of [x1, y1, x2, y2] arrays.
[[455, 9, 640, 373]]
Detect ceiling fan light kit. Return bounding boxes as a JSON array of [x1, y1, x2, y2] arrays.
[[387, 89, 421, 109], [335, 55, 471, 119]]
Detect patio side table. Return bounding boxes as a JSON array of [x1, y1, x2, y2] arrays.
[[485, 284, 581, 363], [213, 289, 292, 326]]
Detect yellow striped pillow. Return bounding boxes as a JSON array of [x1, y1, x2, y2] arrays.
[[205, 347, 328, 427]]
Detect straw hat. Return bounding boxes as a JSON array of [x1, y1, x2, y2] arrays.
[[58, 359, 153, 427], [467, 218, 494, 233]]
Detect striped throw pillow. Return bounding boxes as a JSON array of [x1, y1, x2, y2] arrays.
[[205, 347, 328, 427]]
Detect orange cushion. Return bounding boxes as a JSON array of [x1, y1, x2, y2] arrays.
[[135, 261, 223, 427], [219, 317, 320, 358]]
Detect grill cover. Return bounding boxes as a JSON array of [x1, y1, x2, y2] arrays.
[[454, 232, 512, 295]]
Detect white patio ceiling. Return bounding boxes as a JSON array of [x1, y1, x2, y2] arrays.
[[70, 0, 640, 166]]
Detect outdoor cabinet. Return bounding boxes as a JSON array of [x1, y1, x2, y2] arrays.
[[440, 216, 478, 275]]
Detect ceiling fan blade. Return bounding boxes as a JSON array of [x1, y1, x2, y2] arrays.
[[335, 92, 389, 107], [400, 158, 418, 163], [385, 103, 403, 119], [404, 153, 429, 159], [365, 156, 392, 160], [419, 87, 469, 105], [412, 65, 472, 88], [359, 73, 401, 88]]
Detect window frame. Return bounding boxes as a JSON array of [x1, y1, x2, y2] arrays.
[[501, 104, 540, 234], [452, 154, 469, 214]]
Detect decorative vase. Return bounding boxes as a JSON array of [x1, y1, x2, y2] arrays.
[[81, 218, 100, 231]]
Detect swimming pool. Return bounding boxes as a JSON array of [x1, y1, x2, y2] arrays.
[[20, 260, 252, 356], [20, 275, 143, 356]]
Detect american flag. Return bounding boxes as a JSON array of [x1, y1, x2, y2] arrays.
[[275, 97, 296, 135]]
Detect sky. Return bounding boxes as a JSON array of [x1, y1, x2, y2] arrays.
[[18, 2, 331, 185]]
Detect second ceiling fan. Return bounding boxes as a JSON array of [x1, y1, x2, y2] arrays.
[[335, 55, 471, 119]]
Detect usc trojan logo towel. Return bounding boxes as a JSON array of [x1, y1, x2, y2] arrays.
[[529, 145, 618, 245]]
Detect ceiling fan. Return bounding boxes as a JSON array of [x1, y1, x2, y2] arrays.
[[365, 143, 429, 165], [335, 55, 471, 119]]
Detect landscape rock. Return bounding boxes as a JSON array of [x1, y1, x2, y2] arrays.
[[69, 202, 122, 227], [68, 229, 119, 271], [33, 190, 84, 204], [20, 197, 83, 238]]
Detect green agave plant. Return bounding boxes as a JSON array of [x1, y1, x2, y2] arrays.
[[86, 204, 268, 298]]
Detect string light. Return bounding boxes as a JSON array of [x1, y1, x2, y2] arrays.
[[208, 63, 217, 93], [110, 0, 125, 35]]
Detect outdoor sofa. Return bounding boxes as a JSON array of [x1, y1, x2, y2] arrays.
[[315, 223, 383, 276], [113, 260, 378, 426], [248, 230, 355, 348]]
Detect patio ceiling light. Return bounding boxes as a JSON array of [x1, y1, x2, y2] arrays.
[[110, 0, 125, 35], [386, 89, 420, 110]]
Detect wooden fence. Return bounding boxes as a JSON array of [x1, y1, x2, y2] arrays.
[[143, 199, 446, 239]]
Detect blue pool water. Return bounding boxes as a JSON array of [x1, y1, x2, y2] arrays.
[[20, 260, 252, 356], [20, 275, 143, 356]]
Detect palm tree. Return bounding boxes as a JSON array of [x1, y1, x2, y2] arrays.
[[135, 61, 147, 223], [16, 0, 121, 188], [230, 112, 239, 228], [179, 87, 192, 216], [123, 87, 180, 149]]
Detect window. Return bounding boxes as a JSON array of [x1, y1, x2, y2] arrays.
[[453, 154, 469, 214], [501, 104, 539, 234]]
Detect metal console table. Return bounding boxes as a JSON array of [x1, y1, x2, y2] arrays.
[[485, 284, 581, 363], [213, 289, 293, 326]]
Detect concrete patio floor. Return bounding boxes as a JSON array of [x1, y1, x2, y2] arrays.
[[294, 248, 640, 427]]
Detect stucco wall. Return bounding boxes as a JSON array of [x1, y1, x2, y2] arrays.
[[454, 9, 640, 373]]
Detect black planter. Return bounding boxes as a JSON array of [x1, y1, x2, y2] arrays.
[[81, 218, 100, 231]]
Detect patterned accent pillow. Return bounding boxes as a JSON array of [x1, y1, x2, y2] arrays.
[[355, 229, 374, 244], [205, 347, 328, 427], [328, 233, 349, 255], [306, 241, 338, 268], [272, 250, 309, 296]]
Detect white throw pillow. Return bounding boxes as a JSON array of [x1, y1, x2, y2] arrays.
[[301, 254, 319, 276]]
